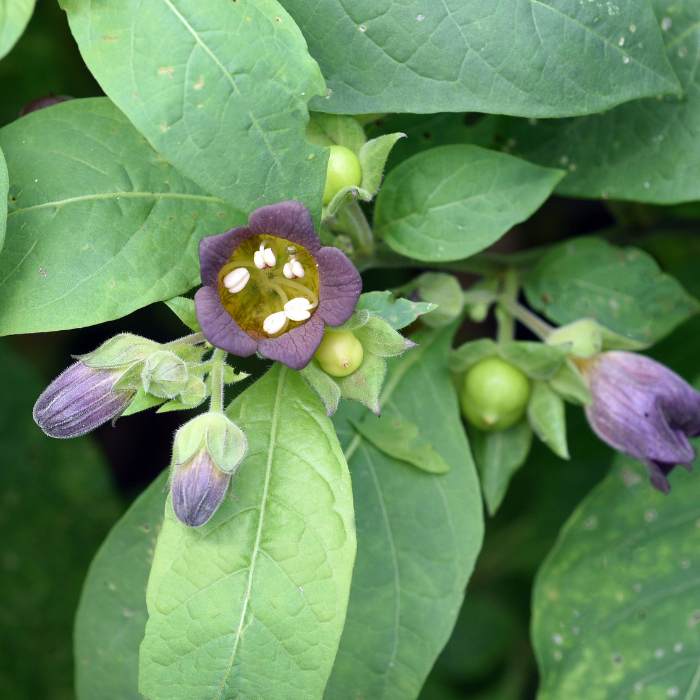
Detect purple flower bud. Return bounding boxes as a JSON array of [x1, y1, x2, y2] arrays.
[[33, 361, 134, 439], [170, 450, 232, 528], [583, 352, 700, 493]]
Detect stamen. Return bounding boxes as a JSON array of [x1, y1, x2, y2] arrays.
[[291, 260, 305, 278], [222, 268, 250, 293], [281, 278, 318, 309], [254, 241, 277, 270], [263, 311, 287, 335], [284, 297, 313, 321], [283, 256, 305, 280]]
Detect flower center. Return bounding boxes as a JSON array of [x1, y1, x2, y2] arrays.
[[217, 234, 320, 339]]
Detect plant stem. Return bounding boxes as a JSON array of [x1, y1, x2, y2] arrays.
[[209, 348, 227, 414], [165, 332, 206, 348], [498, 295, 554, 340], [496, 268, 519, 343], [340, 201, 374, 255]]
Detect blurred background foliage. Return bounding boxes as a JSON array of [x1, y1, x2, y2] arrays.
[[1, 4, 700, 699]]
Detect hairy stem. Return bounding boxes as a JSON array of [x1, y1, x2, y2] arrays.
[[165, 332, 206, 348], [209, 348, 227, 414], [498, 295, 554, 340]]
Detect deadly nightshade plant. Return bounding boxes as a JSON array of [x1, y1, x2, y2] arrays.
[[194, 200, 362, 371], [577, 351, 700, 493]]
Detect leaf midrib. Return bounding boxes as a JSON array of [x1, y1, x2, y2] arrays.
[[215, 365, 287, 699]]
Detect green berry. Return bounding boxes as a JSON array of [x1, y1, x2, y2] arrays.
[[460, 357, 530, 432], [323, 145, 362, 205], [314, 331, 364, 377]]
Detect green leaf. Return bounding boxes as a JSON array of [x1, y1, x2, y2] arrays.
[[353, 408, 451, 475], [499, 1, 700, 203], [279, 0, 680, 118], [325, 325, 484, 700], [0, 98, 245, 336], [61, 0, 328, 221], [120, 387, 167, 416], [0, 340, 121, 699], [527, 382, 569, 460], [358, 132, 406, 195], [75, 472, 168, 700], [470, 420, 533, 516], [165, 297, 201, 333], [525, 237, 700, 345], [374, 146, 564, 262], [0, 0, 35, 60], [533, 450, 700, 700], [140, 365, 356, 700], [356, 290, 437, 329], [0, 146, 7, 254]]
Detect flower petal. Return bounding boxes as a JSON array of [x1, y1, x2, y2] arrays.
[[316, 247, 363, 327], [257, 313, 325, 370], [194, 286, 258, 356], [248, 201, 322, 255], [198, 225, 255, 287]]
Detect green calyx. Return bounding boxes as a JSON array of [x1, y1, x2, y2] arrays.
[[173, 412, 248, 476], [79, 333, 160, 369], [301, 308, 416, 416], [141, 350, 188, 399], [546, 318, 603, 358], [461, 357, 531, 432]]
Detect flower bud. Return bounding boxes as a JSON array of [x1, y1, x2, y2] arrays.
[[581, 351, 700, 493], [169, 413, 248, 527], [414, 272, 464, 328], [33, 361, 134, 438], [79, 333, 160, 370], [141, 351, 188, 398], [547, 319, 603, 358], [460, 357, 531, 432]]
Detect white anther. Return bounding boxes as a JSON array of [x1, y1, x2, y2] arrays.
[[283, 262, 294, 279], [222, 267, 250, 293], [291, 260, 305, 278], [283, 257, 305, 279], [263, 247, 276, 268], [263, 311, 287, 335], [284, 297, 313, 322], [254, 250, 265, 269]]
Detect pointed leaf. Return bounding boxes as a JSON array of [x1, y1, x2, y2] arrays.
[[139, 366, 356, 700], [353, 408, 451, 475], [374, 146, 564, 262], [300, 357, 341, 417], [355, 290, 437, 329], [358, 132, 405, 195], [75, 472, 168, 700], [528, 381, 569, 460], [525, 237, 700, 345], [0, 0, 35, 60], [165, 297, 201, 333], [0, 98, 246, 336], [61, 0, 328, 221], [279, 0, 680, 118], [325, 325, 483, 700], [0, 146, 7, 254], [471, 420, 533, 516]]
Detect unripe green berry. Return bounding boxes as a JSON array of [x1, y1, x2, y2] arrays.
[[460, 357, 530, 432], [323, 145, 362, 205], [314, 331, 364, 377]]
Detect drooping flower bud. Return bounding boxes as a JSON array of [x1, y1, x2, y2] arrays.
[[169, 413, 248, 527], [34, 334, 160, 439], [33, 362, 134, 439], [580, 352, 700, 493]]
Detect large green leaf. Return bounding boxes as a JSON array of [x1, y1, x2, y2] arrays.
[[0, 98, 245, 336], [140, 365, 356, 700], [525, 237, 699, 345], [500, 0, 700, 203], [75, 472, 168, 700], [374, 145, 564, 262], [325, 325, 484, 700], [0, 147, 7, 253], [279, 0, 679, 118], [0, 0, 35, 60], [61, 0, 328, 221], [533, 450, 700, 700], [0, 341, 121, 699]]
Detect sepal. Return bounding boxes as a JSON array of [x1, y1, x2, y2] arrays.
[[141, 351, 188, 399], [79, 333, 160, 369], [546, 319, 603, 358], [158, 376, 208, 413]]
